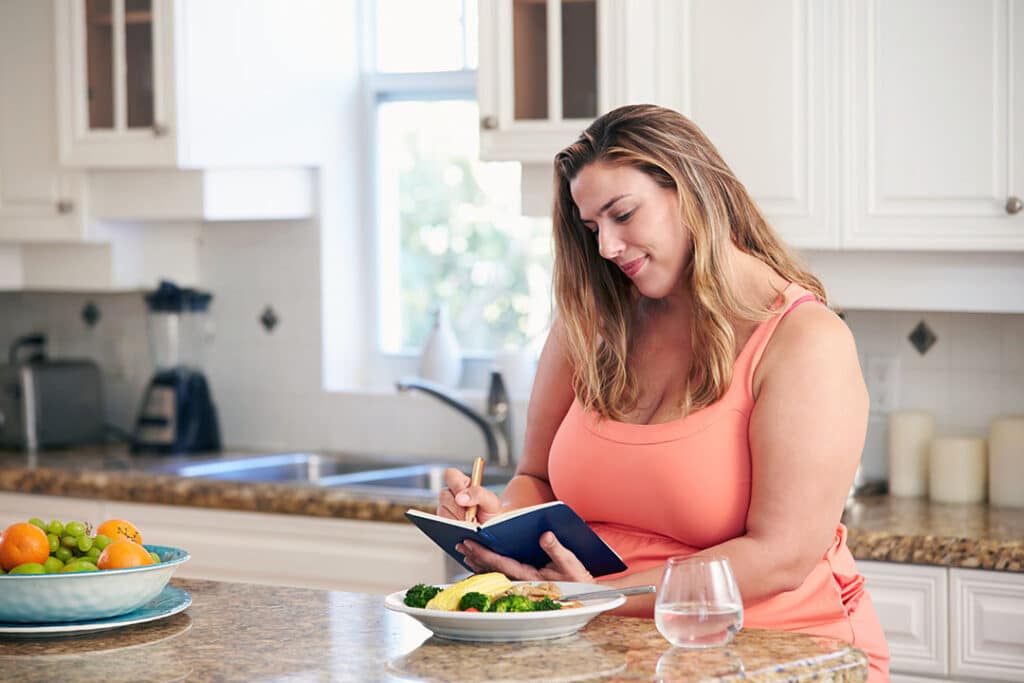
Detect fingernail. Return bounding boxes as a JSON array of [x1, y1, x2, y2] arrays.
[[455, 493, 470, 505]]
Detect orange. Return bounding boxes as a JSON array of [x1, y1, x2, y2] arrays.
[[97, 540, 154, 570], [95, 519, 142, 545], [0, 522, 50, 571]]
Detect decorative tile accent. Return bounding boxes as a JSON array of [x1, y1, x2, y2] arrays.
[[81, 302, 101, 328], [908, 320, 937, 355], [259, 306, 279, 332]]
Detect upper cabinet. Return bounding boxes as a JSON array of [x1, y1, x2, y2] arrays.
[[844, 0, 1024, 250], [478, 0, 620, 162], [479, 0, 1024, 252], [54, 0, 335, 169], [666, 0, 838, 249], [0, 0, 85, 243]]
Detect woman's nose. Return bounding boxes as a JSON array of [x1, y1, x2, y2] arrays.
[[597, 225, 625, 260]]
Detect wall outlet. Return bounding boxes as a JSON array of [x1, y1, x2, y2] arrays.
[[864, 353, 901, 414]]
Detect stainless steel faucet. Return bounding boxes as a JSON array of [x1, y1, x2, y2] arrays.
[[395, 371, 514, 468]]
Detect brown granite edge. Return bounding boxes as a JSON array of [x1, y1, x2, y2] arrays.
[[0, 467, 435, 522], [742, 647, 868, 683], [847, 528, 1024, 572]]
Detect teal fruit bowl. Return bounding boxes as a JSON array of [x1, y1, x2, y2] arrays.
[[0, 544, 189, 624]]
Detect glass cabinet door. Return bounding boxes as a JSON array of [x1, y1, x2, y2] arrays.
[[84, 0, 155, 131], [510, 0, 597, 122]]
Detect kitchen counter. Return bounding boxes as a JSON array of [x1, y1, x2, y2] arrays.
[[0, 578, 868, 682], [1, 446, 1022, 572]]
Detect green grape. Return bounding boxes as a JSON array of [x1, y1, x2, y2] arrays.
[[47, 533, 60, 554], [61, 561, 98, 573], [46, 520, 64, 536], [28, 517, 46, 530], [76, 536, 93, 553], [54, 547, 73, 563], [93, 534, 112, 551], [148, 551, 161, 564], [42, 556, 64, 573], [65, 521, 86, 538], [9, 563, 46, 575], [61, 535, 78, 549], [86, 546, 101, 560]]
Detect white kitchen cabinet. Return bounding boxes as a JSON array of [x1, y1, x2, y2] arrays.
[[54, 0, 334, 170], [0, 0, 85, 243], [0, 492, 104, 529], [0, 491, 450, 593], [860, 561, 950, 677], [950, 568, 1024, 682], [664, 0, 839, 249], [843, 0, 1024, 250], [478, 0, 626, 162], [861, 560, 1024, 682], [99, 500, 449, 594]]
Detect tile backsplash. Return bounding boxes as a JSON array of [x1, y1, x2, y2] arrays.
[[1, 248, 1021, 482]]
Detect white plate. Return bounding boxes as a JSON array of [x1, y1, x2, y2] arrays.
[[384, 581, 625, 642]]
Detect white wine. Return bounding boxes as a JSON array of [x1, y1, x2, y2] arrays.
[[655, 601, 742, 648]]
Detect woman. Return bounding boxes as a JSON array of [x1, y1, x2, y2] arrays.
[[438, 104, 889, 680]]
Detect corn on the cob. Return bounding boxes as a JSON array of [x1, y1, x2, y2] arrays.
[[425, 572, 513, 611]]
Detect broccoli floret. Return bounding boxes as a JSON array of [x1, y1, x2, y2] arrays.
[[404, 583, 441, 608], [488, 594, 535, 613], [532, 596, 563, 611], [457, 591, 490, 611]]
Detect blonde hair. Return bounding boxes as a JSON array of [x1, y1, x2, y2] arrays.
[[552, 104, 826, 420]]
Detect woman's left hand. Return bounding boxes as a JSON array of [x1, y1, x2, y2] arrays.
[[455, 532, 595, 583]]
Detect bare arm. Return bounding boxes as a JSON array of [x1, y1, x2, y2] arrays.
[[438, 319, 575, 520]]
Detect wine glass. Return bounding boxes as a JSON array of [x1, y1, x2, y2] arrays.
[[654, 555, 743, 648]]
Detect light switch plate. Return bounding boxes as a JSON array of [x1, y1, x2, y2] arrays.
[[865, 353, 901, 414]]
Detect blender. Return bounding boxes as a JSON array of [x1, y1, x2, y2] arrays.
[[132, 281, 221, 453]]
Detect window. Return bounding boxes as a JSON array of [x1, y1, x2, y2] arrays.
[[368, 0, 552, 357]]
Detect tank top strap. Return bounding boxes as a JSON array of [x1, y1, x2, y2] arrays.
[[736, 283, 822, 402]]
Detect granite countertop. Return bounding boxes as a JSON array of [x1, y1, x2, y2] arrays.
[[1, 446, 1022, 572], [0, 578, 868, 682]]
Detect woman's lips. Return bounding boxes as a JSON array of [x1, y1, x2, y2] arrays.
[[619, 256, 647, 278]]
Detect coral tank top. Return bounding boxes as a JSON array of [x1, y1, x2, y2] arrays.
[[548, 283, 870, 632]]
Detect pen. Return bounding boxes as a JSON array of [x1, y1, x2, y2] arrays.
[[464, 456, 485, 524]]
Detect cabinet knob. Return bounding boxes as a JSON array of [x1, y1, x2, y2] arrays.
[[152, 123, 169, 137], [56, 200, 74, 215], [1007, 196, 1023, 215], [481, 115, 498, 130]]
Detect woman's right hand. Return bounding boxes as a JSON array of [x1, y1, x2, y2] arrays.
[[437, 467, 503, 523]]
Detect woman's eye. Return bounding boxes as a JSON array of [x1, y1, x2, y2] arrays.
[[613, 210, 634, 223]]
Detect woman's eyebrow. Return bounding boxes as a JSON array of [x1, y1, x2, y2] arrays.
[[579, 194, 632, 223]]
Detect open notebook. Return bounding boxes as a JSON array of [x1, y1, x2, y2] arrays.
[[405, 501, 627, 577]]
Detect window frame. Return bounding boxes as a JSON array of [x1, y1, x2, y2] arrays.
[[359, 0, 503, 390]]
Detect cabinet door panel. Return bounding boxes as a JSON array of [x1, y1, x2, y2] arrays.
[[858, 561, 949, 676], [951, 568, 1024, 681], [847, 0, 1024, 249], [678, 0, 836, 249], [0, 0, 83, 242]]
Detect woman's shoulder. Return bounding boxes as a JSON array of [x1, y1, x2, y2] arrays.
[[753, 296, 860, 397]]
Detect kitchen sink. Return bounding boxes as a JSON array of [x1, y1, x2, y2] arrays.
[[323, 463, 515, 496], [154, 452, 516, 496], [153, 452, 392, 484]]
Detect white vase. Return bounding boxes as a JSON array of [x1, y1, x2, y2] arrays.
[[418, 306, 462, 388]]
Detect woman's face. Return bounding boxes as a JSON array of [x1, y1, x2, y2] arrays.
[[569, 161, 692, 300]]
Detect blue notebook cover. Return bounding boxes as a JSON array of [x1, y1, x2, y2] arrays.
[[405, 501, 627, 577]]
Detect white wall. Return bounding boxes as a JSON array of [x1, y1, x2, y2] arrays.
[[1, 284, 1021, 481]]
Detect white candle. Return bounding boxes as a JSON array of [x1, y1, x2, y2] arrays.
[[888, 411, 935, 497], [929, 437, 987, 504], [989, 416, 1024, 508]]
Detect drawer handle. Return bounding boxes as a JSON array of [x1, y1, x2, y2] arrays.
[[1007, 196, 1023, 215]]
